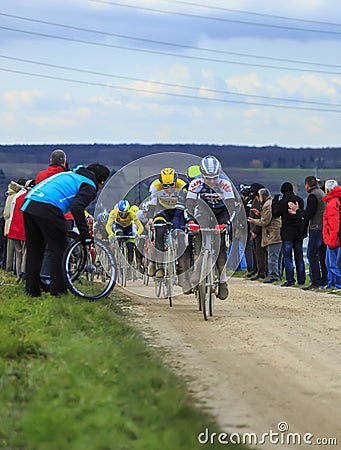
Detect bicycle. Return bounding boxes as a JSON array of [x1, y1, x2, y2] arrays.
[[107, 234, 134, 287], [153, 222, 177, 307], [188, 220, 232, 320], [62, 237, 116, 300]]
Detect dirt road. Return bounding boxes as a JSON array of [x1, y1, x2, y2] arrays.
[[117, 277, 340, 449]]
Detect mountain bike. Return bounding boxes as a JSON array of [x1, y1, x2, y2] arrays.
[[153, 222, 177, 307], [62, 237, 116, 300]]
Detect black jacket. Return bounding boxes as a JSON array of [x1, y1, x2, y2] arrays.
[[272, 191, 305, 241]]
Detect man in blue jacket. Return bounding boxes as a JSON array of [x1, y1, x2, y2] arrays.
[[22, 163, 110, 297]]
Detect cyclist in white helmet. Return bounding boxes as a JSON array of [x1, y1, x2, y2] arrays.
[[186, 155, 236, 300]]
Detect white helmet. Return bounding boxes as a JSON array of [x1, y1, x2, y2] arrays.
[[200, 155, 221, 178]]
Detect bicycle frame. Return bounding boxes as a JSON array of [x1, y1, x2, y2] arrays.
[[153, 222, 177, 307]]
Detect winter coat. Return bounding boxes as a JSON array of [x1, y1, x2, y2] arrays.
[[3, 181, 24, 236], [22, 166, 98, 238], [322, 186, 341, 249], [35, 164, 73, 221], [252, 197, 282, 247], [35, 164, 66, 184], [272, 191, 305, 241], [249, 196, 262, 237], [7, 189, 27, 241]]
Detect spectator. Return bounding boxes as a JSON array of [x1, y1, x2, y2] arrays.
[[240, 184, 257, 277], [0, 216, 5, 269], [35, 149, 73, 282], [272, 182, 306, 287], [248, 188, 282, 283], [22, 163, 110, 297], [35, 148, 68, 184], [7, 180, 35, 279], [248, 183, 267, 281], [3, 179, 26, 273], [288, 176, 326, 290], [322, 180, 341, 289]]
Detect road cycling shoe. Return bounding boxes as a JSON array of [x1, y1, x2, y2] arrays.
[[155, 269, 164, 279], [148, 262, 156, 277], [218, 282, 229, 300]]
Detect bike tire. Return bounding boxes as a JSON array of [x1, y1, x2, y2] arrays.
[[166, 250, 175, 307], [198, 250, 209, 320], [63, 239, 116, 300], [155, 279, 162, 297]]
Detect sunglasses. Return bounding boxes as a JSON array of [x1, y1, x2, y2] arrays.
[[162, 183, 175, 188], [204, 175, 218, 180]]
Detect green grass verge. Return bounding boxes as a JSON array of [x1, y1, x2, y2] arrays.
[[0, 272, 250, 450]]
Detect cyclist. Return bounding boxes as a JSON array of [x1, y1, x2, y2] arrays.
[[106, 200, 143, 267], [172, 164, 202, 294], [147, 168, 186, 279], [94, 210, 109, 240], [186, 155, 237, 300]]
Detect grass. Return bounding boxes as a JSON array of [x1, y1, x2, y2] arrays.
[[0, 271, 249, 450]]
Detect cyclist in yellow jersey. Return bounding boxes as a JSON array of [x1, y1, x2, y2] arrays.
[[106, 200, 143, 266], [147, 168, 187, 279]]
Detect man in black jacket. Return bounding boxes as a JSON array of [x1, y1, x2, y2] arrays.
[[272, 182, 306, 287], [288, 176, 327, 290]]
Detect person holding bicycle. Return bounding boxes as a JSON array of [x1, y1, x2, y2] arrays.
[[21, 163, 110, 297], [186, 155, 237, 300], [106, 200, 144, 268], [147, 168, 187, 280]]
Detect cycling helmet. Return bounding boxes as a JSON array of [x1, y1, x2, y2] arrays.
[[200, 155, 221, 178], [130, 205, 139, 214], [97, 211, 109, 223], [186, 165, 201, 183], [159, 168, 177, 186], [117, 200, 130, 212]]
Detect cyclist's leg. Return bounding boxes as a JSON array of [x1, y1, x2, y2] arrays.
[[175, 229, 191, 293], [190, 233, 202, 286], [153, 210, 169, 278], [123, 225, 134, 265], [215, 208, 229, 299]]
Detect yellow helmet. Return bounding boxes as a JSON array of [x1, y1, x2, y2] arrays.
[[130, 205, 139, 214], [160, 168, 177, 186]]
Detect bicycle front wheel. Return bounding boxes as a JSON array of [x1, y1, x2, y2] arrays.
[[63, 239, 116, 300]]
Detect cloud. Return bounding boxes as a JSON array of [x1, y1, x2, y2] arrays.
[[3, 89, 43, 107]]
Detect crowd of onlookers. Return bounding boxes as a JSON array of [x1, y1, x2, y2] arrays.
[[241, 175, 341, 291]]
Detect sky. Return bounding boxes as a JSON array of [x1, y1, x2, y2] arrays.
[[1, 0, 341, 147]]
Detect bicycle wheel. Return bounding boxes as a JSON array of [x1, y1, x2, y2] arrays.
[[155, 279, 162, 297], [166, 249, 175, 307], [198, 250, 210, 320], [63, 239, 116, 300], [208, 268, 214, 317]]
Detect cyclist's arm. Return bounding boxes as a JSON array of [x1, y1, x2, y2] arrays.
[[105, 210, 117, 237], [134, 216, 144, 236]]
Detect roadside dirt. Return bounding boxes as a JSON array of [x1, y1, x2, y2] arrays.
[[116, 277, 341, 449]]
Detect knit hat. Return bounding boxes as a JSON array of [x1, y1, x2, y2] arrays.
[[280, 182, 293, 193]]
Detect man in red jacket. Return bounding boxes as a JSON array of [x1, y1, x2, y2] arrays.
[[35, 149, 73, 285], [35, 149, 68, 184], [322, 179, 341, 289]]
